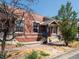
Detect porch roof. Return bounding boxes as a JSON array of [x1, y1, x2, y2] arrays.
[[40, 18, 59, 25]]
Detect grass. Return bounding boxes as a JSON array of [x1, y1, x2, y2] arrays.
[[16, 43, 24, 47], [6, 50, 20, 58], [70, 40, 79, 48]]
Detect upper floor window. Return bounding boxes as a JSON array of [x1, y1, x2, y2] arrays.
[[33, 22, 39, 32], [15, 18, 24, 32]]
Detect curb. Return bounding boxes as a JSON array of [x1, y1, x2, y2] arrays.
[[51, 47, 79, 59]]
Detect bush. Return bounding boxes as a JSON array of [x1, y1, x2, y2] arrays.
[[25, 51, 38, 59], [40, 51, 50, 56], [25, 51, 50, 59]]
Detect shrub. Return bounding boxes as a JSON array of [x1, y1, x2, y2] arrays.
[[25, 51, 38, 59], [25, 51, 50, 59], [40, 51, 50, 56]]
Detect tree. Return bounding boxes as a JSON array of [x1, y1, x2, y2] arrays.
[[55, 2, 78, 46], [0, 0, 38, 59]]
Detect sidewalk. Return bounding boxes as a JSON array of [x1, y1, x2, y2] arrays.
[[52, 48, 79, 59]]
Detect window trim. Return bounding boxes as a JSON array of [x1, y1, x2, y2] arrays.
[[15, 17, 24, 32]]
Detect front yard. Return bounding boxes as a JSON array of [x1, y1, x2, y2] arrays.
[[5, 42, 78, 59], [0, 40, 79, 59]]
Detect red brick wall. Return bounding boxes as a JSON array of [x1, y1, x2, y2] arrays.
[[13, 9, 44, 42], [16, 33, 39, 42]]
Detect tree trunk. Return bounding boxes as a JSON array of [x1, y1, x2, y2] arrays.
[[65, 42, 68, 46], [65, 40, 69, 46], [1, 41, 6, 59], [1, 31, 7, 59]]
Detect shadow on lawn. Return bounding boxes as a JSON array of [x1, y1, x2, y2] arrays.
[[48, 43, 65, 46], [47, 43, 72, 47]]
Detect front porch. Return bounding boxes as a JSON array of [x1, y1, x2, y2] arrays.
[[40, 20, 60, 37], [40, 19, 60, 43]]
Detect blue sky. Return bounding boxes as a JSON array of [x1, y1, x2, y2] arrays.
[[5, 0, 79, 17], [31, 0, 79, 17]]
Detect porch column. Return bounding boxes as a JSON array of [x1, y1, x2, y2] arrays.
[[57, 27, 60, 35]]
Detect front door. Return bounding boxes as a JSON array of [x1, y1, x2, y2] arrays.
[[39, 25, 48, 37]]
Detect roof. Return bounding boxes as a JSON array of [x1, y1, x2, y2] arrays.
[[40, 17, 59, 25], [12, 8, 44, 22]]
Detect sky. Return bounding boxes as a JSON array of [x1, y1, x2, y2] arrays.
[[4, 0, 79, 17], [30, 0, 79, 17]]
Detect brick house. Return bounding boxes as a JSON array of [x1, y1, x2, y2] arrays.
[[13, 10, 60, 43], [0, 7, 60, 43], [10, 8, 60, 43]]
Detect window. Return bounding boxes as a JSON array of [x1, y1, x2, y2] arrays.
[[16, 18, 24, 32], [33, 22, 39, 32]]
